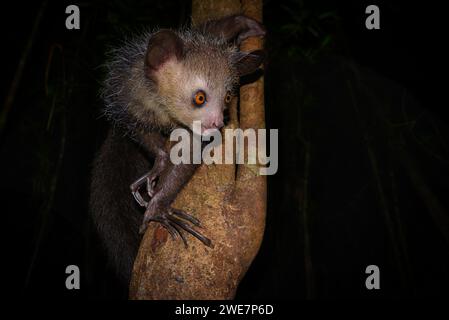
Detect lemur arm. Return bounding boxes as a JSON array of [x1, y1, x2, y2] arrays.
[[131, 132, 210, 247]]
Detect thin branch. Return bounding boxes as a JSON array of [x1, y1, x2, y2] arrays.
[[0, 0, 48, 137]]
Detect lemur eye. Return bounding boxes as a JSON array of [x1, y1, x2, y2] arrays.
[[193, 90, 207, 107], [224, 92, 232, 104]]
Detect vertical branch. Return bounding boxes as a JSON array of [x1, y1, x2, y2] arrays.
[[347, 79, 407, 288], [191, 0, 240, 24], [238, 0, 265, 131], [234, 0, 267, 268], [389, 166, 415, 295], [130, 0, 266, 300], [399, 148, 449, 245], [25, 110, 67, 289], [296, 73, 315, 299], [301, 140, 315, 299], [25, 44, 67, 289], [0, 0, 48, 136], [400, 91, 449, 244]]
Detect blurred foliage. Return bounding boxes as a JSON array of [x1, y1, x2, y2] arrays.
[[267, 0, 340, 62]]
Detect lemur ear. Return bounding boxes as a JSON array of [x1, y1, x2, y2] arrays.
[[145, 29, 184, 76], [198, 15, 266, 45], [233, 15, 266, 45], [232, 49, 265, 76]]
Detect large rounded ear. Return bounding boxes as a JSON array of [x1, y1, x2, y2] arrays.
[[145, 29, 184, 78], [232, 49, 265, 77], [197, 15, 266, 45]]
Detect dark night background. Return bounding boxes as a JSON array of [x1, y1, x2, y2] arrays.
[[1, 0, 448, 300]]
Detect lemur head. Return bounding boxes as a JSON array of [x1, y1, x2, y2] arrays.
[[144, 29, 264, 134]]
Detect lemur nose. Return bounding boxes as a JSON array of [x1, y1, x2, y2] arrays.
[[213, 118, 224, 129], [207, 113, 224, 129]]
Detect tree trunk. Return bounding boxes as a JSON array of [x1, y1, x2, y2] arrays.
[[129, 0, 266, 300]]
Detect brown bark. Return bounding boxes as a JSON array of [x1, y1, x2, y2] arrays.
[[129, 0, 266, 300]]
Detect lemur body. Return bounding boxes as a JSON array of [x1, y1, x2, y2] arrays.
[[90, 15, 265, 285]]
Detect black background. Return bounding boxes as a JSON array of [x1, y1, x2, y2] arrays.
[[1, 0, 448, 300]]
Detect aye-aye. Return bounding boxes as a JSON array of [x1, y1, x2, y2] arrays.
[[90, 15, 265, 285]]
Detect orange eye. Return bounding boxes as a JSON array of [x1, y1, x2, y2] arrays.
[[224, 92, 232, 104], [193, 90, 206, 107]]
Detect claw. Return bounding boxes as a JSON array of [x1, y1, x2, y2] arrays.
[[147, 177, 154, 198], [139, 205, 212, 247], [138, 222, 147, 234], [155, 218, 178, 240], [140, 216, 179, 241], [169, 222, 188, 248], [130, 163, 164, 207], [168, 215, 212, 247], [172, 209, 201, 227], [130, 174, 150, 207], [146, 176, 157, 198], [163, 223, 179, 240]]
